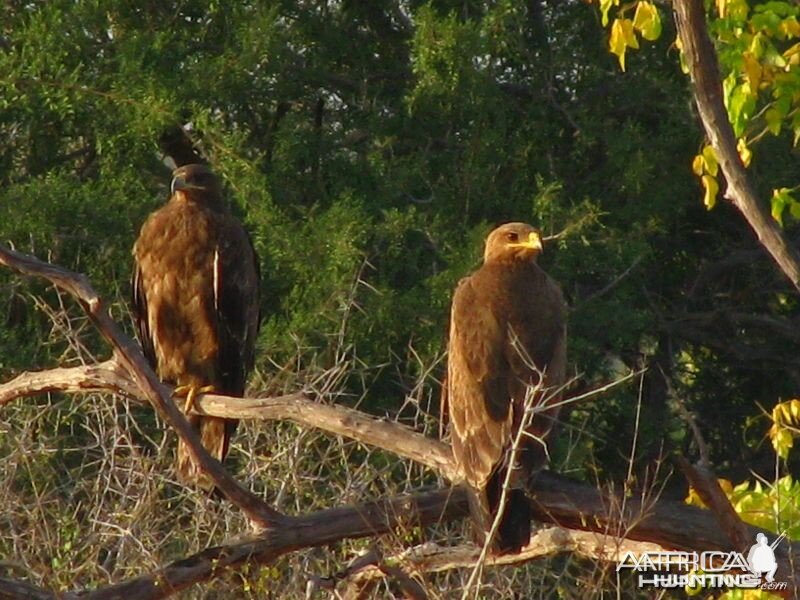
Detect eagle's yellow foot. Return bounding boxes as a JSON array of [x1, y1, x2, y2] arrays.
[[173, 384, 216, 414]]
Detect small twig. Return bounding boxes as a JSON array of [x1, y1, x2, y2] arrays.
[[378, 563, 428, 600], [572, 256, 643, 313], [671, 387, 712, 466]]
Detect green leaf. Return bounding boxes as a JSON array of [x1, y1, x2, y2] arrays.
[[766, 93, 792, 136], [702, 145, 719, 176], [771, 187, 796, 226], [766, 107, 783, 135], [727, 82, 756, 137], [794, 110, 800, 146]]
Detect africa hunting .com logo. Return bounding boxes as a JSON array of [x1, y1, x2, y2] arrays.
[[616, 532, 788, 592]]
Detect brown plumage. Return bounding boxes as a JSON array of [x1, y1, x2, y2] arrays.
[[446, 222, 567, 553], [132, 164, 260, 489]]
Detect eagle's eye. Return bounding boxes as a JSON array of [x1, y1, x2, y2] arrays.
[[506, 232, 519, 242]]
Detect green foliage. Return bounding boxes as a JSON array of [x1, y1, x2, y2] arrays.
[[2, 1, 800, 595]]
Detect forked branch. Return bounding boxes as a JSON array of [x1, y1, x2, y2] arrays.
[[0, 244, 285, 529]]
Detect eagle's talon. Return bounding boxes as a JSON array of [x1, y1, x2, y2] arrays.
[[173, 384, 216, 414]]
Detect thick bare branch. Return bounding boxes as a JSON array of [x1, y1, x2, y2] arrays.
[[677, 457, 751, 552], [345, 529, 667, 589], [78, 488, 468, 600], [0, 578, 63, 600], [0, 359, 456, 479], [673, 0, 800, 291], [0, 359, 135, 405], [0, 244, 286, 528]]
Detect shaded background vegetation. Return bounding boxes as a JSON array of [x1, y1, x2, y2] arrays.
[[1, 0, 799, 596]]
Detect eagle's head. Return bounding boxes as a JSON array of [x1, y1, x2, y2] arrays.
[[170, 164, 224, 211], [483, 222, 543, 264]]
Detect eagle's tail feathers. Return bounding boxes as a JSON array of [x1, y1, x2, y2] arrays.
[[176, 416, 229, 491]]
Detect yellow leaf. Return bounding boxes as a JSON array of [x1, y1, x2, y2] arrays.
[[743, 52, 762, 91], [772, 428, 794, 459], [600, 0, 620, 28], [633, 2, 662, 41], [717, 478, 733, 495], [610, 18, 638, 71], [685, 486, 706, 507], [784, 43, 800, 66], [737, 138, 752, 167], [780, 17, 800, 39], [772, 188, 791, 226], [779, 401, 794, 423], [791, 399, 800, 419], [622, 18, 639, 48], [702, 145, 719, 176], [675, 35, 689, 74], [750, 33, 767, 60], [692, 154, 705, 176], [716, 0, 727, 18], [702, 174, 719, 210]]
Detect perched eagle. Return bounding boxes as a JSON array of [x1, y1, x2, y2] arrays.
[[446, 222, 567, 553], [132, 164, 260, 489]]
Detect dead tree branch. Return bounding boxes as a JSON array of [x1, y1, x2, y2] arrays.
[[0, 244, 285, 529], [0, 359, 455, 479], [674, 0, 800, 291], [343, 529, 666, 592]]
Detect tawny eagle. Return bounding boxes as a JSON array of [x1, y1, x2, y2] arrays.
[[132, 164, 260, 489], [446, 222, 567, 553]]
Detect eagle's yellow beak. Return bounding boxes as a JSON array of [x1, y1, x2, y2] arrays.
[[171, 176, 204, 195], [509, 231, 543, 252]]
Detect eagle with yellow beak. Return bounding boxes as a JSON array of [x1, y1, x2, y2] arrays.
[[445, 222, 567, 553]]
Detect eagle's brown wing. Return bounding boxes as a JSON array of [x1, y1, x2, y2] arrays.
[[447, 275, 513, 531], [211, 218, 260, 459], [517, 272, 567, 465], [131, 263, 156, 369], [214, 218, 260, 397]]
